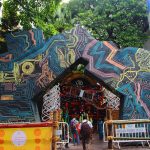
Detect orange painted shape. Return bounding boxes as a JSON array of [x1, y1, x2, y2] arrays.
[[0, 147, 4, 150], [0, 139, 4, 144], [34, 129, 41, 136], [0, 54, 12, 62], [35, 146, 40, 150], [0, 130, 5, 137], [35, 138, 41, 144], [104, 41, 126, 70]]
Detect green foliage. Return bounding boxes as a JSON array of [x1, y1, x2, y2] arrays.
[[65, 0, 148, 48], [1, 0, 19, 30], [34, 18, 59, 37], [1, 0, 62, 32], [0, 0, 66, 52], [0, 0, 149, 49], [73, 64, 85, 73]]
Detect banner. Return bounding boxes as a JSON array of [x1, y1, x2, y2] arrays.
[[0, 125, 53, 150]]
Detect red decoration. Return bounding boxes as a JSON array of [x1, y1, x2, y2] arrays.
[[60, 84, 105, 122], [65, 102, 68, 109]]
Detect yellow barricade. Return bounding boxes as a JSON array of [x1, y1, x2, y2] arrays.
[[0, 122, 53, 150]]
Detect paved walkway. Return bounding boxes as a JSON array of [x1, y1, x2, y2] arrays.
[[61, 134, 150, 150]]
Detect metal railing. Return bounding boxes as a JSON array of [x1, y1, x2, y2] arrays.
[[56, 122, 69, 149], [103, 119, 150, 149]]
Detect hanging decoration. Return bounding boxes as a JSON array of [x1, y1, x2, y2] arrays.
[[42, 84, 60, 122], [60, 85, 104, 108], [60, 83, 105, 122]]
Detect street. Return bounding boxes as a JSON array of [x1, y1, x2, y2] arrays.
[[60, 134, 150, 150]]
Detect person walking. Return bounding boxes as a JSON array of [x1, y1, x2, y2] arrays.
[[79, 115, 93, 150], [70, 118, 80, 145]]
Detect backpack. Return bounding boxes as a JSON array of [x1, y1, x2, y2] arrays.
[[80, 121, 92, 138], [70, 123, 76, 133]]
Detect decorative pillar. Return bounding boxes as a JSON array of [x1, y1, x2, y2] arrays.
[[52, 110, 59, 150], [57, 109, 62, 122], [106, 108, 113, 150]]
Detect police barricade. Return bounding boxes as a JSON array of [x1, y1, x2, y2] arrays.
[[56, 122, 69, 149], [103, 119, 150, 149]]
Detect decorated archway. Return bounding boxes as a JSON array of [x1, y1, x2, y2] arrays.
[[0, 25, 149, 123]]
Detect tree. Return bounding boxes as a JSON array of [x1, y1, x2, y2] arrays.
[[65, 0, 148, 48], [0, 0, 64, 53], [1, 0, 62, 32], [0, 0, 149, 51]]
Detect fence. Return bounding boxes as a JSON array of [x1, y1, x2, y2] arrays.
[[56, 122, 69, 149], [56, 122, 69, 144], [103, 119, 150, 149]]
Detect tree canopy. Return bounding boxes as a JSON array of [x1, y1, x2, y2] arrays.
[[1, 0, 62, 33], [0, 0, 149, 53], [65, 0, 148, 48], [0, 0, 63, 53]]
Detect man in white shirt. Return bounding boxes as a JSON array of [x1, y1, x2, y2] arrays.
[[79, 115, 93, 150]]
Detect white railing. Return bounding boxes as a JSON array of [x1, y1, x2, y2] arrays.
[[56, 122, 69, 149], [103, 119, 150, 149]]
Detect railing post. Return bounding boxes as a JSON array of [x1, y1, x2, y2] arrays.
[[58, 109, 62, 122], [106, 108, 113, 150], [52, 110, 59, 150]]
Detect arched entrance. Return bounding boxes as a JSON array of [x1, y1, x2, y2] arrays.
[[59, 68, 121, 132]]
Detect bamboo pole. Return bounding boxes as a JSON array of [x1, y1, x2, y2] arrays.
[[106, 108, 113, 150], [113, 137, 150, 140], [110, 119, 150, 124], [52, 111, 59, 150]]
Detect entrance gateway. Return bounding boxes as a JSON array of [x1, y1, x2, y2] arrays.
[[40, 67, 121, 132], [0, 25, 149, 149]]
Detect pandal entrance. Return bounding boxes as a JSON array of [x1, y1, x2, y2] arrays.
[[59, 70, 121, 133]]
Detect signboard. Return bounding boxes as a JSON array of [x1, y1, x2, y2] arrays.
[[116, 124, 146, 134], [79, 90, 84, 97], [116, 127, 146, 134], [56, 130, 62, 136], [125, 124, 135, 129]]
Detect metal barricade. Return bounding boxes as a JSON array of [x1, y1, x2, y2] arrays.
[[103, 119, 150, 149], [56, 122, 69, 149]]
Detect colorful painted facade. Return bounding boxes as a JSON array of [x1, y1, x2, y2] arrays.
[[0, 26, 150, 122]]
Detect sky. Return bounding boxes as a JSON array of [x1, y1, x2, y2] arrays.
[[0, 0, 3, 23], [61, 0, 70, 3]]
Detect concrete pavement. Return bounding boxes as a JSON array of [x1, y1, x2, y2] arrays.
[[61, 134, 150, 150]]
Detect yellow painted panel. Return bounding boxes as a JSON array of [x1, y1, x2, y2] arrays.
[[0, 127, 53, 150]]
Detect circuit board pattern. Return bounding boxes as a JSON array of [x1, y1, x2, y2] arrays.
[[0, 26, 149, 122]]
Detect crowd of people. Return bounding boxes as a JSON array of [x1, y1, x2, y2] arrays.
[[66, 114, 93, 150]]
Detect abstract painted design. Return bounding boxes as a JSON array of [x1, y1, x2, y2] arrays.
[[0, 26, 149, 122]]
